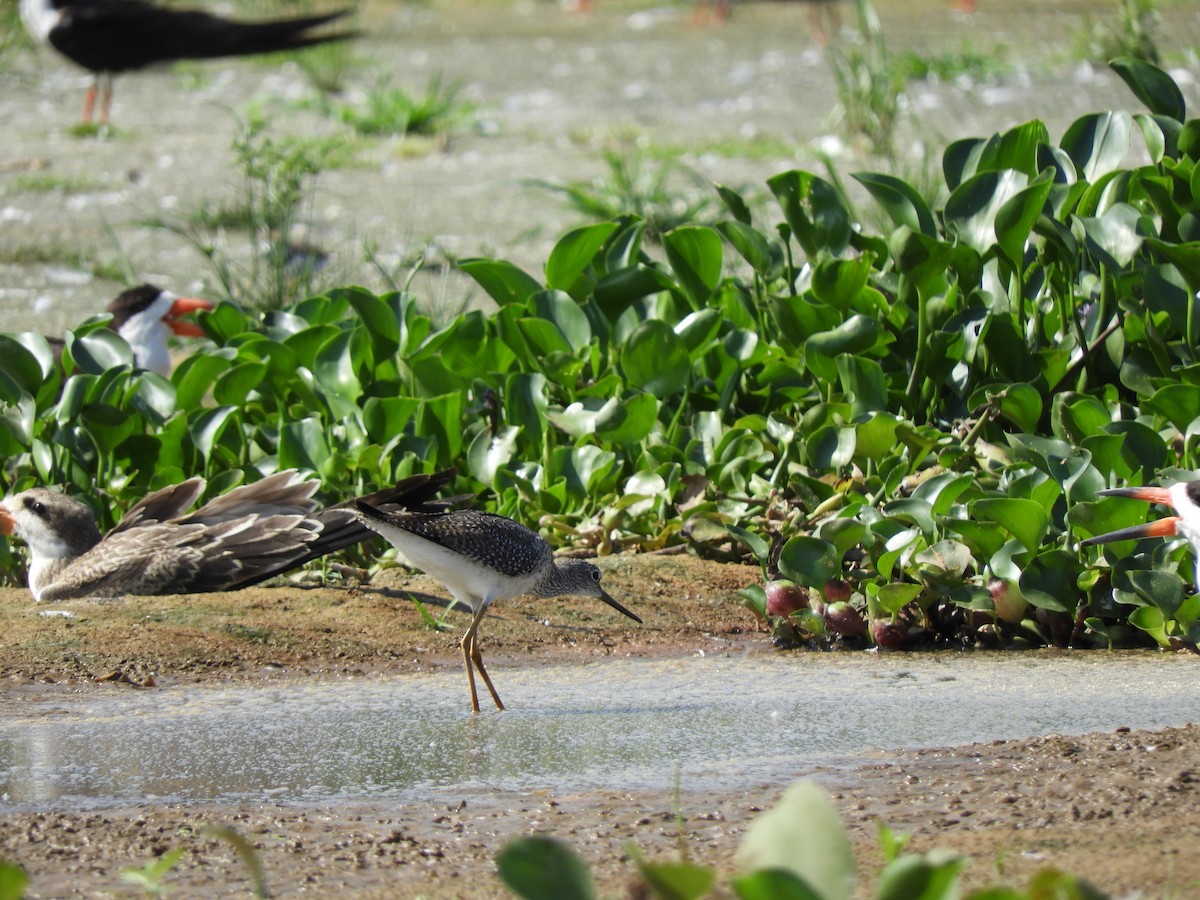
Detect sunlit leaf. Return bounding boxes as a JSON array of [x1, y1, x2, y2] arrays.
[[496, 836, 593, 900], [778, 536, 840, 588], [735, 781, 855, 900], [545, 222, 620, 295], [621, 320, 689, 398], [970, 498, 1048, 553], [459, 257, 542, 306], [663, 225, 723, 307], [1110, 57, 1186, 122]]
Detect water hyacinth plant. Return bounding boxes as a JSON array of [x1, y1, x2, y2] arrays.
[[1, 59, 1198, 653]]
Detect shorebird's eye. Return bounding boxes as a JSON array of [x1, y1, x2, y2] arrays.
[[26, 499, 46, 517], [591, 568, 601, 582]]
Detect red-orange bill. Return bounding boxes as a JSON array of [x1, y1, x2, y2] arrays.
[[165, 297, 213, 337], [0, 504, 12, 536], [1096, 486, 1174, 506], [1079, 515, 1179, 546]]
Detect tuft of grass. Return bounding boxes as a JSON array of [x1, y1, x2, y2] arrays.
[[296, 39, 364, 95], [826, 0, 904, 160], [532, 143, 718, 242], [895, 42, 1011, 83], [0, 241, 126, 283], [145, 119, 354, 310], [7, 173, 104, 194], [1075, 0, 1161, 64], [329, 72, 476, 141]]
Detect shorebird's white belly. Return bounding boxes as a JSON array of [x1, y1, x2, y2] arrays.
[[367, 520, 534, 609]]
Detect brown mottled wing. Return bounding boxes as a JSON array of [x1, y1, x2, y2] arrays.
[[106, 478, 205, 535], [226, 469, 461, 591]]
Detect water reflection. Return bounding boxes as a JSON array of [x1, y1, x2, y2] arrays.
[[1, 651, 1196, 811]]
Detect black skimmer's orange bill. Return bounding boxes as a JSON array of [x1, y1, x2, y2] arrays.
[[19, 0, 356, 124], [353, 501, 640, 714], [1079, 485, 1192, 547], [46, 284, 213, 376], [107, 284, 213, 374], [0, 469, 456, 602]]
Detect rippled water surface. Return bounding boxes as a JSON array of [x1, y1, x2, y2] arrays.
[[2, 651, 1196, 812]]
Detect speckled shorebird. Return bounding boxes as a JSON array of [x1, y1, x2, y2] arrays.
[[0, 469, 456, 602], [20, 0, 355, 124], [354, 501, 642, 714], [1082, 482, 1200, 585]]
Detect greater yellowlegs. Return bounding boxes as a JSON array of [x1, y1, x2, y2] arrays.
[[353, 501, 642, 714], [0, 469, 455, 601], [1081, 483, 1200, 585]]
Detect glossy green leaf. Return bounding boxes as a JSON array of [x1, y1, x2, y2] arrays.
[[778, 536, 840, 588], [663, 225, 723, 307], [1060, 111, 1133, 182], [718, 220, 775, 275], [621, 320, 689, 398], [529, 291, 592, 353], [635, 859, 715, 900], [732, 869, 823, 900], [545, 222, 619, 295], [313, 330, 362, 400], [970, 498, 1048, 553], [836, 355, 887, 418], [496, 836, 593, 900], [342, 285, 401, 360], [596, 391, 658, 444], [852, 170, 937, 237], [993, 171, 1054, 268], [459, 258, 542, 306], [1019, 550, 1082, 613], [811, 257, 872, 311], [1077, 203, 1143, 270], [943, 169, 1027, 253], [767, 170, 852, 258], [67, 329, 134, 375], [1110, 57, 1186, 122], [280, 416, 331, 474], [190, 406, 239, 464], [1128, 605, 1170, 648], [807, 424, 855, 470], [876, 853, 966, 900], [735, 781, 855, 900]]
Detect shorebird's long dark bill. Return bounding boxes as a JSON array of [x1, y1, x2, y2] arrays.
[[1080, 516, 1180, 546], [599, 587, 642, 624]]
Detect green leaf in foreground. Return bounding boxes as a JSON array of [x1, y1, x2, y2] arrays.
[[496, 836, 594, 900], [0, 862, 28, 900], [735, 781, 856, 900]]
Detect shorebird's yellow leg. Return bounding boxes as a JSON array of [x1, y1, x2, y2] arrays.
[[461, 606, 505, 713], [460, 610, 484, 715]]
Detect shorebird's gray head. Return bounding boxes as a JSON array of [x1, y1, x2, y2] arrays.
[[543, 559, 642, 623]]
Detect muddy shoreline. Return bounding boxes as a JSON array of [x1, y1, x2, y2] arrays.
[[2, 556, 1199, 897]]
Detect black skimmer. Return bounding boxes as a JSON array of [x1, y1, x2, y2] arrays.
[[353, 501, 640, 714], [45, 284, 213, 376], [0, 469, 456, 602], [19, 0, 356, 124], [1080, 483, 1200, 583]]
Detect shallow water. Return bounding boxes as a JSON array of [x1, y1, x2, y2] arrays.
[[1, 651, 1196, 812]]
